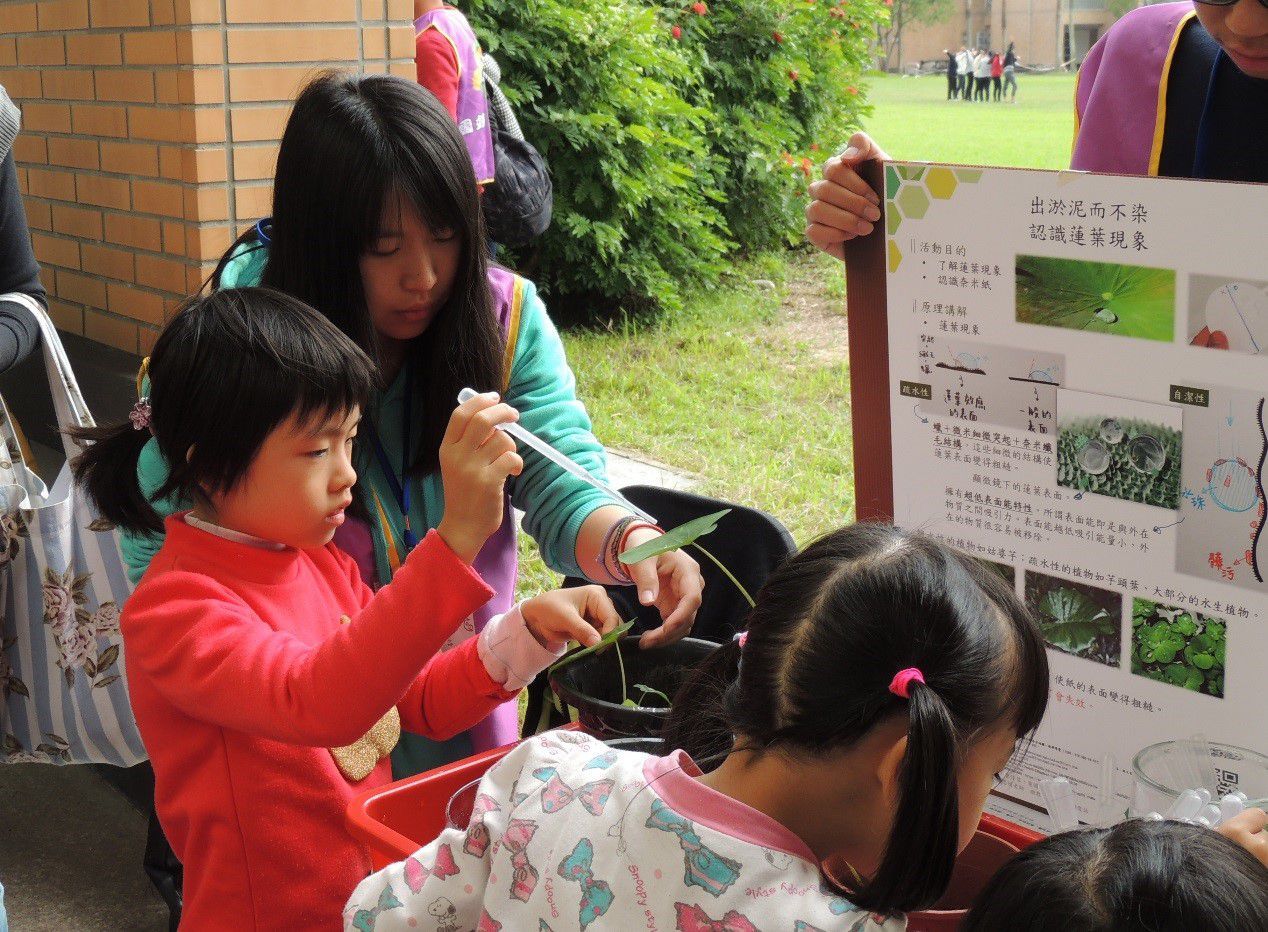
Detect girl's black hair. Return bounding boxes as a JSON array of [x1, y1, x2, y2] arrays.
[[662, 522, 1049, 915], [71, 287, 378, 534], [213, 70, 502, 476], [963, 818, 1268, 932]]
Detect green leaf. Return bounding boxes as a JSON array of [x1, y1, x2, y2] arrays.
[[632, 683, 672, 707], [1038, 588, 1116, 654], [618, 510, 732, 565], [548, 620, 637, 677]]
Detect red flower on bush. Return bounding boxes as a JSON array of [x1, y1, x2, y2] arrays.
[[809, 143, 820, 151], [788, 69, 800, 81], [772, 30, 784, 43], [691, 1, 708, 13], [800, 157, 814, 177], [847, 85, 859, 95], [671, 24, 683, 39]]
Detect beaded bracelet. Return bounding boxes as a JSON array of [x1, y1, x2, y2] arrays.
[[600, 515, 638, 584]]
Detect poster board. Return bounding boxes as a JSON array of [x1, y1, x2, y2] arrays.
[[845, 161, 1268, 827]]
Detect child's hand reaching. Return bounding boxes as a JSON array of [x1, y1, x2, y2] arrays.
[[437, 392, 524, 564], [521, 585, 622, 652], [1217, 807, 1268, 869]]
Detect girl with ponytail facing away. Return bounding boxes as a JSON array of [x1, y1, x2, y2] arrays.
[[345, 523, 1049, 929], [72, 288, 620, 931]]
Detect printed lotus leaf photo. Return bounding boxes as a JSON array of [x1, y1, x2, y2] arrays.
[[1025, 571, 1122, 668], [1131, 599, 1226, 699], [1015, 255, 1176, 342], [1057, 417, 1183, 509]]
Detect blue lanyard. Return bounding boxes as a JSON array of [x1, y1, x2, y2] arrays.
[[1192, 49, 1226, 180], [363, 366, 418, 551]]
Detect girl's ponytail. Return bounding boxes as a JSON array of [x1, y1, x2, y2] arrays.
[[661, 637, 743, 768], [69, 419, 162, 534], [851, 678, 961, 911]]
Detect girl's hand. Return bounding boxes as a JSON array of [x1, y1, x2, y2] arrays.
[[522, 585, 621, 651], [805, 131, 890, 261], [1217, 807, 1268, 869], [437, 392, 523, 564], [621, 528, 704, 648]]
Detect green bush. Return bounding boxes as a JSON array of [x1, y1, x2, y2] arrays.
[[662, 0, 880, 251], [467, 0, 881, 315], [468, 0, 729, 315]]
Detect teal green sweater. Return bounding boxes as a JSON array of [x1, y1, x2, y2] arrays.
[[122, 248, 613, 589]]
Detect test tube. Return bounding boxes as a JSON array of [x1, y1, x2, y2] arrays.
[[1039, 776, 1079, 833], [1165, 789, 1204, 822]]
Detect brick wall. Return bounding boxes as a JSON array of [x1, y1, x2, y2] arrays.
[[1, 0, 416, 354]]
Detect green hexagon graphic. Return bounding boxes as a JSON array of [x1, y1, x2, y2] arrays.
[[885, 164, 901, 199], [886, 196, 902, 234], [926, 167, 957, 199], [896, 183, 930, 220], [888, 238, 903, 273], [953, 168, 983, 183]]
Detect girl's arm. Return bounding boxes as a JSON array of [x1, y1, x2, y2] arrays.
[[415, 28, 460, 119], [123, 529, 494, 746], [504, 281, 703, 643]]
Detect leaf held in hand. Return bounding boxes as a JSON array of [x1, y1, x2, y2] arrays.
[[617, 510, 731, 565]]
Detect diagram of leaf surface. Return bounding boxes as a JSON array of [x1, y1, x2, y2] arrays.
[[1016, 256, 1176, 341]]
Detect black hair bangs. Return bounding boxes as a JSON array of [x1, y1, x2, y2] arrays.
[[148, 288, 378, 504]]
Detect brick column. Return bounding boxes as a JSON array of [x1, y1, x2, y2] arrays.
[[1, 0, 416, 354]]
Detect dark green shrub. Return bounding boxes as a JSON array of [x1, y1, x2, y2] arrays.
[[661, 0, 881, 251], [467, 0, 729, 315]]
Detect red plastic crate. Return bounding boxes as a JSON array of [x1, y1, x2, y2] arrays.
[[347, 731, 1045, 922]]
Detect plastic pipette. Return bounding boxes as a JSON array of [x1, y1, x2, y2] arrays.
[[457, 388, 658, 524], [1166, 789, 1204, 822]]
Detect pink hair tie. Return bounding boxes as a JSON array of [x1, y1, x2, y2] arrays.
[[733, 631, 748, 648], [889, 667, 925, 699]]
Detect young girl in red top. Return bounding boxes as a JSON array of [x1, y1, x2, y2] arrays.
[[71, 287, 619, 931]]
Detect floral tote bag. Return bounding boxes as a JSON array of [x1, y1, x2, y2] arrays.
[[0, 293, 146, 765]]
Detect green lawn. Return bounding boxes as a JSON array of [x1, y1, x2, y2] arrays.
[[861, 72, 1078, 170], [514, 73, 1076, 597]]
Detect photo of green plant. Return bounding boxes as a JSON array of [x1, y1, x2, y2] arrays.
[[1057, 389, 1183, 509], [1025, 571, 1122, 668], [1015, 255, 1176, 342], [1131, 599, 1226, 699]]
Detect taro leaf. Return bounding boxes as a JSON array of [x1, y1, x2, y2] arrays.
[[548, 620, 636, 677], [618, 510, 731, 565], [1039, 588, 1116, 654], [633, 684, 672, 707]]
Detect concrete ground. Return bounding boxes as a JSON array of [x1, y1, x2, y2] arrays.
[[0, 440, 693, 931]]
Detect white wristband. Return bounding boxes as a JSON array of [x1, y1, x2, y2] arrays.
[[477, 602, 566, 691]]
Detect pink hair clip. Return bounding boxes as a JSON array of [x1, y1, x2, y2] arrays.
[[129, 397, 152, 431], [733, 631, 748, 649], [888, 667, 925, 699]]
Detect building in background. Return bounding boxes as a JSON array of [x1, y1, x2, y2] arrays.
[[899, 0, 1125, 71], [1, 0, 415, 355]]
